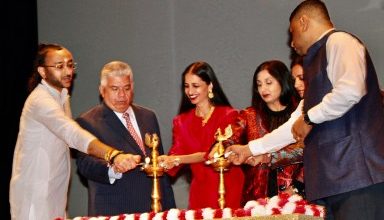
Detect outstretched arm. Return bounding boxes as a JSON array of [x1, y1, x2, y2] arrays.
[[225, 101, 303, 165]]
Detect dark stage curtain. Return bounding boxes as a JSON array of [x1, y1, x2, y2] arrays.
[[3, 1, 38, 219]]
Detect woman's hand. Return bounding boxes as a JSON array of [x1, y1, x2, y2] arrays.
[[158, 155, 181, 170], [244, 154, 270, 166]]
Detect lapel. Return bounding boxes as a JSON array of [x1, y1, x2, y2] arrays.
[[101, 103, 147, 156]]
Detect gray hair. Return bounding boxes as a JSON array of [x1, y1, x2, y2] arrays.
[[100, 61, 133, 86]]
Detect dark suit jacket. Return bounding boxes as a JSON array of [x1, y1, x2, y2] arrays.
[[75, 102, 175, 216]]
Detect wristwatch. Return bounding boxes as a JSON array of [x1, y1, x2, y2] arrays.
[[303, 112, 314, 125]]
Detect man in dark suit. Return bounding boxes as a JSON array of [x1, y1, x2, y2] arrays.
[[75, 61, 176, 216]]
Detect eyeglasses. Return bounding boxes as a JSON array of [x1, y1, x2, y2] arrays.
[[42, 62, 77, 70]]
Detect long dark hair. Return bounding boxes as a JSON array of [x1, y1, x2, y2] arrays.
[[178, 61, 231, 114], [28, 43, 64, 92], [290, 54, 303, 69], [251, 60, 299, 111]]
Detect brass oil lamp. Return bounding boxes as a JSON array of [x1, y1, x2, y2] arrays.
[[206, 125, 233, 209], [141, 133, 164, 213]]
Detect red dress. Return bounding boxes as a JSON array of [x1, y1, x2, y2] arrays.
[[167, 106, 244, 209]]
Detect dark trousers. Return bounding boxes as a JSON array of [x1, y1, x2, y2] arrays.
[[315, 182, 384, 220]]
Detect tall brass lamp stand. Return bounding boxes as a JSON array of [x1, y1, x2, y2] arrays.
[[141, 133, 164, 213], [207, 125, 233, 209]]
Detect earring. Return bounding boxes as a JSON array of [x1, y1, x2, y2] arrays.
[[208, 90, 214, 99]]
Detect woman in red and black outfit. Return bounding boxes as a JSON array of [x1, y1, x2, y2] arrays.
[[225, 60, 303, 205]]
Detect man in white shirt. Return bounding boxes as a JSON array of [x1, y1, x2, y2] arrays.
[[9, 44, 140, 220], [226, 1, 384, 219]]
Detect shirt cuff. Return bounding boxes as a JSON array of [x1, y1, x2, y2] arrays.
[[248, 139, 268, 156], [307, 106, 325, 124], [108, 166, 122, 184]]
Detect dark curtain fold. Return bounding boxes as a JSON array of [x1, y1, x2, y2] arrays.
[[3, 1, 38, 218]]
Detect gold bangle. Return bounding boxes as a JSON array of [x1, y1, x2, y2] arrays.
[[104, 149, 114, 162]]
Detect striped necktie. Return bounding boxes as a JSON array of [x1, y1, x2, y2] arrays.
[[122, 112, 146, 155]]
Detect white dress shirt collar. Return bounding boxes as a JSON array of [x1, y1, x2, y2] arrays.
[[41, 79, 69, 106], [317, 28, 335, 41], [115, 106, 142, 139]]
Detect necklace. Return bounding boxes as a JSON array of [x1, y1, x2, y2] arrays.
[[196, 106, 215, 126]]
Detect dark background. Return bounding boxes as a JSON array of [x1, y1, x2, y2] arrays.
[[3, 1, 38, 219]]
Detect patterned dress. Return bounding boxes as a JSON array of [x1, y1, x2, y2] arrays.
[[225, 104, 304, 205]]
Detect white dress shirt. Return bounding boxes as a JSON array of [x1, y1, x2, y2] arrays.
[[308, 29, 366, 123], [10, 80, 96, 220], [249, 29, 367, 155]]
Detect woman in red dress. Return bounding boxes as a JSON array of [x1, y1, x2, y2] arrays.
[[159, 61, 244, 209], [224, 60, 303, 205]]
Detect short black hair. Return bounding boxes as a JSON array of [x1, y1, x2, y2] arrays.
[[289, 0, 330, 22]]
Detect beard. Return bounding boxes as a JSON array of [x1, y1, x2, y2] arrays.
[[45, 71, 73, 90]]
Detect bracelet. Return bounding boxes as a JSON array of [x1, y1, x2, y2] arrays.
[[104, 149, 114, 162], [105, 149, 124, 165], [173, 157, 181, 167], [269, 152, 277, 165], [109, 150, 124, 165]]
